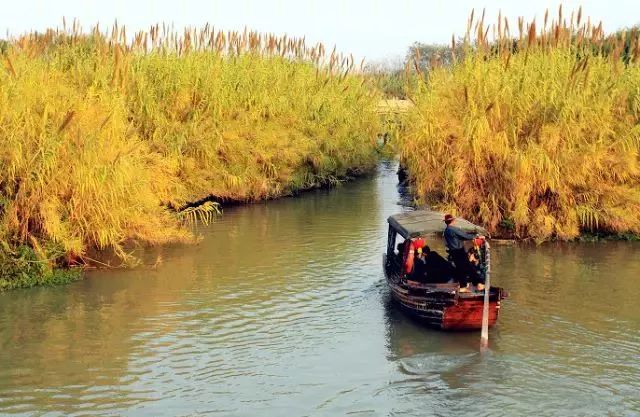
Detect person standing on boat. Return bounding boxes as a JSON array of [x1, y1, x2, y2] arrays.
[[443, 214, 483, 291]]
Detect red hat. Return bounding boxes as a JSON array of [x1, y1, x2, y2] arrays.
[[444, 214, 455, 224]]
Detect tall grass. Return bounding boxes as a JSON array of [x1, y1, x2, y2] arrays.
[[0, 23, 380, 287], [401, 7, 640, 241]]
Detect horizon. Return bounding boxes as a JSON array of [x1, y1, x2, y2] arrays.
[[2, 0, 640, 62]]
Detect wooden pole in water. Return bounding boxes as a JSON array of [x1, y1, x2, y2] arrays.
[[480, 241, 491, 351]]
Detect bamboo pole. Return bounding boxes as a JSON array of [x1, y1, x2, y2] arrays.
[[480, 241, 491, 351]]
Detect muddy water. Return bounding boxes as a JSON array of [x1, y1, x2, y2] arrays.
[[1, 161, 639, 416]]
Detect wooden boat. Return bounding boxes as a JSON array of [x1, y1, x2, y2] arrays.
[[384, 210, 507, 330]]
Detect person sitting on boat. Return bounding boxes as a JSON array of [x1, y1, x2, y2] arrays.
[[410, 245, 454, 283], [443, 214, 484, 292], [421, 246, 455, 283], [402, 237, 426, 275], [410, 247, 428, 282], [396, 242, 406, 263]]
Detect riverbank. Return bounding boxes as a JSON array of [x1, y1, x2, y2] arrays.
[[399, 9, 640, 242], [0, 26, 381, 290]]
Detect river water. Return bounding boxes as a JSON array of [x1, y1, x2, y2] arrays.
[[1, 162, 639, 416]]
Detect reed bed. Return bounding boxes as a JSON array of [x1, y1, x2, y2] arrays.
[[0, 23, 380, 288], [401, 7, 640, 241]]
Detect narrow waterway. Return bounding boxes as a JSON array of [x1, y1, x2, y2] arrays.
[[1, 161, 639, 416]]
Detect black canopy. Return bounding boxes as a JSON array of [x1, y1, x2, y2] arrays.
[[387, 210, 488, 239]]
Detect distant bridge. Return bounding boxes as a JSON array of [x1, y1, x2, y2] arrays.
[[376, 99, 413, 115]]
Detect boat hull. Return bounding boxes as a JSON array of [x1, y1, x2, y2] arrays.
[[384, 255, 504, 331]]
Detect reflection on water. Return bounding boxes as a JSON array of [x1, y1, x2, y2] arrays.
[[1, 161, 639, 416]]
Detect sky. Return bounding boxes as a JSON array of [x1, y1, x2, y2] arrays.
[[2, 1, 640, 62]]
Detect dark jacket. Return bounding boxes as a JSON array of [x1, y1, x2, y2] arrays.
[[444, 225, 475, 251], [424, 251, 455, 283], [412, 251, 455, 283]]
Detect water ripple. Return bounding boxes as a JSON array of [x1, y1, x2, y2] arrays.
[[1, 164, 639, 416]]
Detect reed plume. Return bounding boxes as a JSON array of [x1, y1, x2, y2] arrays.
[[401, 7, 640, 241], [0, 22, 380, 288]]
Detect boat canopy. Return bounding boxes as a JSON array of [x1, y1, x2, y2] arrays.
[[387, 210, 488, 239]]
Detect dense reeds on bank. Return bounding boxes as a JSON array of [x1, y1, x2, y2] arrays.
[[0, 23, 381, 289], [401, 8, 640, 241]]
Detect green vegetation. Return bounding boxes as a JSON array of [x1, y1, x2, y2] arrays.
[[0, 24, 380, 289], [400, 7, 640, 241], [0, 245, 80, 291]]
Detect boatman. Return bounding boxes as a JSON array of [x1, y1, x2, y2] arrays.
[[443, 214, 483, 292]]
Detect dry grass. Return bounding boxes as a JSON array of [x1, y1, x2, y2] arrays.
[[0, 23, 380, 284], [401, 7, 640, 241]]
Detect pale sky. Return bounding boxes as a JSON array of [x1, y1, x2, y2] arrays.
[[2, 1, 639, 61]]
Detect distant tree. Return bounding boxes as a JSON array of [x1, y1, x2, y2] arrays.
[[364, 41, 463, 98], [364, 58, 407, 99], [407, 41, 463, 71]]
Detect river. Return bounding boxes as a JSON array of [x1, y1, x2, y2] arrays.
[[1, 161, 639, 416]]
